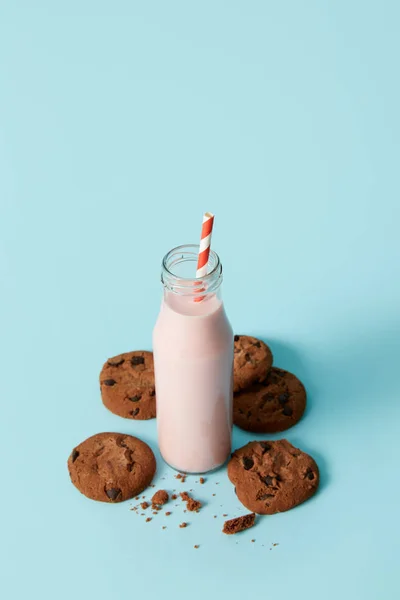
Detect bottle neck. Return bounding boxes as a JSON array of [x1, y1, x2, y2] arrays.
[[161, 244, 223, 300]]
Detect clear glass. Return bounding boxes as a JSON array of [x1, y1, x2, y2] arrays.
[[153, 244, 233, 473]]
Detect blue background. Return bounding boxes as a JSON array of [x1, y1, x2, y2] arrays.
[[1, 2, 399, 599]]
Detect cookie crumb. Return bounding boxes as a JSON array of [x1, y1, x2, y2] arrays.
[[194, 545, 199, 549], [212, 494, 216, 496], [171, 494, 178, 500], [272, 543, 279, 547], [175, 474, 182, 479], [180, 491, 201, 512], [199, 477, 205, 484], [162, 526, 166, 530], [179, 522, 187, 528], [145, 517, 152, 523], [213, 515, 217, 518], [152, 490, 169, 506], [187, 499, 201, 512], [141, 502, 149, 510], [251, 539, 255, 543], [180, 476, 186, 483], [165, 511, 172, 516], [222, 513, 256, 535], [223, 514, 228, 517], [152, 511, 158, 515]]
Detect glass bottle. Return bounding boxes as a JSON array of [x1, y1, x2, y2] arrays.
[[153, 244, 233, 473]]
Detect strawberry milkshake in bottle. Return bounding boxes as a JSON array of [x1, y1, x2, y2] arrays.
[[153, 215, 233, 473]]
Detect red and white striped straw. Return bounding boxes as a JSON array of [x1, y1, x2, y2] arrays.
[[196, 212, 214, 278]]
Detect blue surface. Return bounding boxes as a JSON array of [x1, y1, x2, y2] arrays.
[[1, 2, 400, 599]]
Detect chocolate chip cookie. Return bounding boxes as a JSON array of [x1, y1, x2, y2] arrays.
[[233, 335, 273, 393], [67, 432, 156, 503], [100, 351, 156, 419], [233, 367, 306, 432], [228, 439, 319, 515]]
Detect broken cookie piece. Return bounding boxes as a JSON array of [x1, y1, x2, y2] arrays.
[[222, 513, 256, 535]]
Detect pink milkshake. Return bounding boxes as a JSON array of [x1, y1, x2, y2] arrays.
[[153, 244, 233, 473]]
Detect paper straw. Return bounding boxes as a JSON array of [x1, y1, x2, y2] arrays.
[[196, 212, 214, 278]]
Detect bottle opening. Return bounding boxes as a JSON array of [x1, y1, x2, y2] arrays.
[[161, 244, 222, 296]]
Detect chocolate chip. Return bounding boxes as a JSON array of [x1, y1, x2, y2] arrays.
[[275, 369, 285, 377], [242, 457, 254, 470], [106, 488, 121, 501], [129, 395, 141, 402], [107, 358, 125, 367], [254, 341, 261, 348], [282, 405, 293, 416], [279, 392, 290, 404], [247, 410, 252, 418], [234, 487, 237, 495], [131, 408, 140, 417], [245, 353, 251, 362], [234, 335, 240, 342], [103, 379, 116, 386], [262, 393, 274, 402], [238, 408, 244, 414], [260, 442, 271, 452], [71, 449, 79, 462], [263, 475, 273, 486], [259, 494, 274, 500], [131, 356, 145, 366], [306, 468, 314, 480], [149, 389, 156, 397]]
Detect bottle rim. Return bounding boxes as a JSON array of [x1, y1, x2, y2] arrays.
[[161, 244, 222, 296]]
